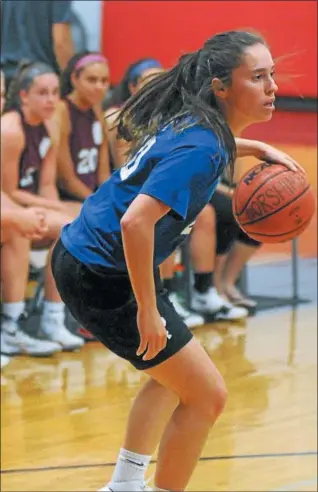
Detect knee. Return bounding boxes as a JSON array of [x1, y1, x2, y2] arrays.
[[190, 377, 228, 422]]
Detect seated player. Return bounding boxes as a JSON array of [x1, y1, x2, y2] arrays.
[[1, 61, 84, 351]]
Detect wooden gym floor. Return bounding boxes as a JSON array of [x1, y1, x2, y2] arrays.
[[1, 111, 317, 491]]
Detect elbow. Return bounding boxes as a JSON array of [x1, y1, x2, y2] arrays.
[[120, 214, 137, 231], [120, 214, 147, 233]]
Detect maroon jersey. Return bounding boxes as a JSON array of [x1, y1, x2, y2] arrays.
[[18, 111, 51, 194], [66, 99, 103, 191]]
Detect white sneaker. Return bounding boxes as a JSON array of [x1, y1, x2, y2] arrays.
[[191, 287, 248, 320], [98, 481, 152, 491], [1, 317, 61, 357], [40, 314, 84, 351], [190, 287, 226, 314], [168, 292, 205, 328], [213, 300, 248, 320]]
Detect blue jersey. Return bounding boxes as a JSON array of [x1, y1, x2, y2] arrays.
[[61, 123, 228, 271]]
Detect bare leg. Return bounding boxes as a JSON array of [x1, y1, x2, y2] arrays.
[[160, 253, 175, 280], [123, 378, 178, 455], [190, 205, 215, 273], [213, 253, 228, 296], [144, 338, 227, 490], [62, 200, 82, 218], [1, 234, 30, 302], [222, 241, 259, 293], [34, 209, 74, 302]]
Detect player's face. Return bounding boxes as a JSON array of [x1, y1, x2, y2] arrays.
[[21, 74, 60, 120], [130, 68, 165, 95], [0, 73, 5, 114], [222, 43, 278, 130], [74, 63, 110, 106]]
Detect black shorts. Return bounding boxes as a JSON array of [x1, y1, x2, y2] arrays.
[[51, 239, 193, 370]]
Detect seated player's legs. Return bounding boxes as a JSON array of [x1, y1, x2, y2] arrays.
[[160, 253, 205, 329], [32, 208, 84, 351], [211, 190, 260, 310], [1, 220, 61, 358], [190, 203, 248, 320]]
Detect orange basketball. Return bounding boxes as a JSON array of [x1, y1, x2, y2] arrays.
[[232, 162, 316, 243]]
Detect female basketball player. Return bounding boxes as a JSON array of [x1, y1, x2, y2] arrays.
[[104, 58, 164, 169], [105, 60, 246, 325], [55, 51, 111, 206], [52, 31, 301, 491], [1, 61, 84, 352], [1, 71, 61, 362]]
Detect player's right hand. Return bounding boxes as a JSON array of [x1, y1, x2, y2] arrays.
[[136, 307, 168, 361], [18, 207, 48, 240]]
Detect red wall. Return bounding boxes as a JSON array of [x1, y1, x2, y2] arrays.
[[101, 0, 317, 98]]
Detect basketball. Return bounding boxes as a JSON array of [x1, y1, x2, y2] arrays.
[[233, 162, 316, 243]]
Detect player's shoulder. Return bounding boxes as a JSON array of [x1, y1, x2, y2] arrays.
[[1, 111, 25, 147], [179, 124, 219, 151]]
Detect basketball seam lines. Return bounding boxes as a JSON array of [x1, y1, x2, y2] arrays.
[[234, 169, 290, 217], [239, 185, 311, 226], [243, 216, 312, 237]]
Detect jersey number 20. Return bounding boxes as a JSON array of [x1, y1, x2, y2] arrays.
[[77, 148, 98, 175]]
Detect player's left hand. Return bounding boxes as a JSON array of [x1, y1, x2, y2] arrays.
[[258, 143, 305, 173]]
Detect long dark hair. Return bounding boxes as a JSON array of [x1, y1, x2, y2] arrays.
[[5, 60, 56, 112], [104, 58, 163, 110], [118, 31, 267, 177]]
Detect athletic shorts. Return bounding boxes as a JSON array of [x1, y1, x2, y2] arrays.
[[51, 239, 193, 370]]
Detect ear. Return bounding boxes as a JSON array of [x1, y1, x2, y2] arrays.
[[19, 89, 28, 105], [70, 72, 78, 88], [211, 77, 228, 100]]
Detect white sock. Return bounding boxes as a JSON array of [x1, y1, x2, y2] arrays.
[[2, 302, 25, 321], [42, 301, 64, 318], [111, 448, 151, 483]]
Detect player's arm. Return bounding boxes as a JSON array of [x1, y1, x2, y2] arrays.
[[51, 0, 74, 71], [1, 191, 47, 240], [55, 102, 92, 200], [235, 137, 300, 172], [121, 194, 170, 361], [121, 194, 169, 308]]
